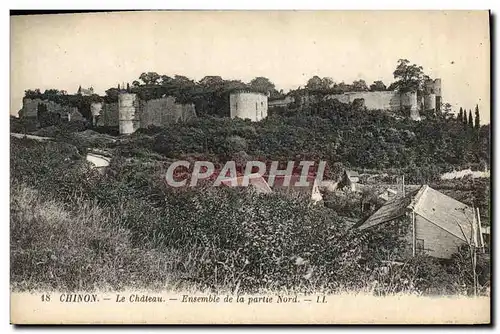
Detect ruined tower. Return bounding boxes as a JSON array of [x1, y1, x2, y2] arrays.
[[423, 78, 442, 112], [118, 92, 138, 134], [229, 91, 268, 122], [434, 78, 442, 112], [401, 91, 420, 121]]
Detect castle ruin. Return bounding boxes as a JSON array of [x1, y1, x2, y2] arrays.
[[229, 91, 268, 122]]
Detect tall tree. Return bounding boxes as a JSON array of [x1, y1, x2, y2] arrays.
[[468, 110, 474, 129], [474, 104, 480, 130], [392, 59, 425, 93], [458, 107, 464, 122], [249, 77, 275, 94], [139, 72, 161, 85], [369, 80, 387, 91], [351, 79, 369, 92], [305, 76, 323, 91]]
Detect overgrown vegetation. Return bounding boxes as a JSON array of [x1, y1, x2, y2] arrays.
[[10, 137, 490, 295]]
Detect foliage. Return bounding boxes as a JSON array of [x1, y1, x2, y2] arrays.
[[10, 137, 489, 295], [392, 59, 426, 93]]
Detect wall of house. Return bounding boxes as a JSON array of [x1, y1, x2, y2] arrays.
[[415, 214, 467, 259], [230, 92, 268, 122]]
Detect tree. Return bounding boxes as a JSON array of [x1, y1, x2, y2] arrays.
[[199, 76, 224, 87], [369, 80, 387, 91], [139, 72, 161, 85], [351, 79, 369, 92], [442, 102, 453, 119], [126, 83, 130, 92], [77, 85, 82, 95], [468, 110, 474, 130], [392, 59, 425, 93], [132, 80, 141, 87], [474, 104, 480, 130], [305, 76, 333, 92], [249, 77, 275, 94], [458, 107, 464, 122]]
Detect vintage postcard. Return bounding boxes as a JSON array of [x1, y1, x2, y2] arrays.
[[10, 10, 491, 324]]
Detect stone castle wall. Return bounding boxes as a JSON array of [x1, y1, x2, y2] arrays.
[[138, 96, 196, 127], [19, 98, 84, 121], [97, 94, 196, 133], [325, 91, 403, 111]]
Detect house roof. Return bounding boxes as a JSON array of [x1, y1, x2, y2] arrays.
[[346, 170, 360, 178], [266, 175, 318, 193], [354, 188, 419, 230], [220, 173, 272, 194], [357, 185, 477, 243]]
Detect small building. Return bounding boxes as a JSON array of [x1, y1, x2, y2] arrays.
[[229, 91, 268, 122], [338, 170, 360, 192], [268, 175, 323, 204], [355, 185, 484, 259], [220, 173, 272, 194], [378, 188, 398, 202], [77, 86, 94, 96]]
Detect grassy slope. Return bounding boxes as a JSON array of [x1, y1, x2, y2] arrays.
[[10, 183, 202, 292]]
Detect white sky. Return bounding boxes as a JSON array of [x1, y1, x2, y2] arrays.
[[10, 10, 490, 123]]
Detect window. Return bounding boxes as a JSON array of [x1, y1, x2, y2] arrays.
[[416, 239, 424, 254]]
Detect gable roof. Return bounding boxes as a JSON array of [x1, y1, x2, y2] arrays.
[[355, 188, 419, 230], [266, 175, 319, 193], [345, 170, 360, 178], [410, 186, 476, 242], [357, 185, 477, 243], [220, 173, 272, 194]]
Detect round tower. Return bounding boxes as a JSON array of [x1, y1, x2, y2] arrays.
[[229, 91, 268, 122], [118, 93, 138, 134], [424, 94, 436, 110]]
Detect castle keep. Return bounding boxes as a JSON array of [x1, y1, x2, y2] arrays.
[[229, 91, 268, 122]]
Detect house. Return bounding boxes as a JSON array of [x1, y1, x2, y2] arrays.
[[220, 173, 272, 194], [268, 175, 323, 204], [378, 188, 399, 202], [338, 170, 360, 192], [77, 86, 94, 96], [355, 185, 484, 259], [220, 173, 323, 204]]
